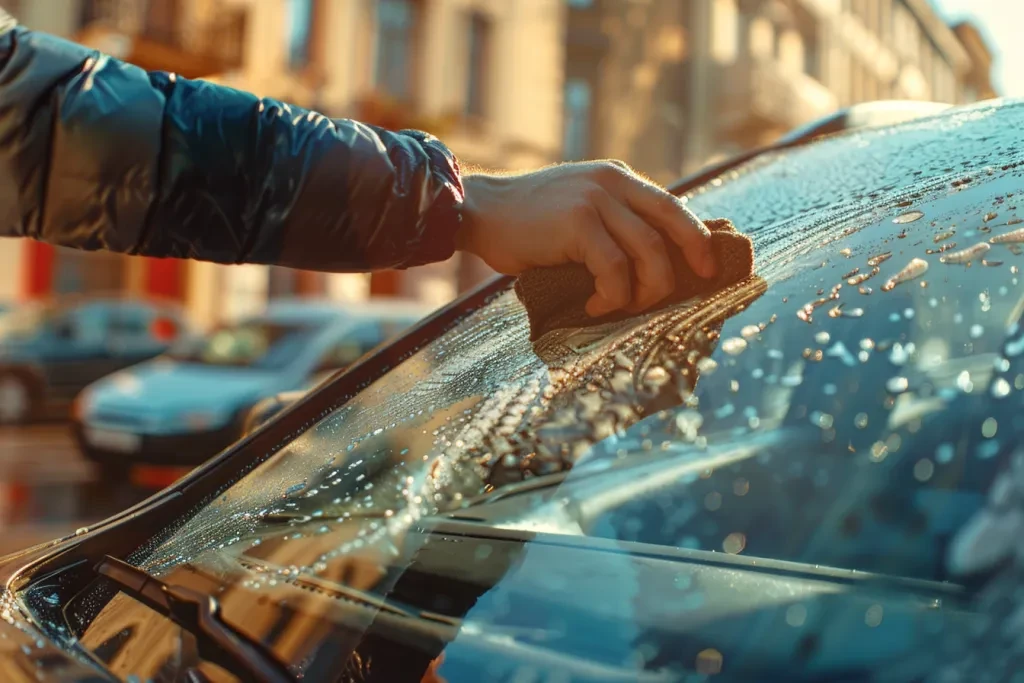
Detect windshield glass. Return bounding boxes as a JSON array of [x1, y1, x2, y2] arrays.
[[22, 101, 1024, 682], [167, 321, 323, 370]]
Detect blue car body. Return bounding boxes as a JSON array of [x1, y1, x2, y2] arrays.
[[74, 299, 428, 467], [0, 298, 187, 422]]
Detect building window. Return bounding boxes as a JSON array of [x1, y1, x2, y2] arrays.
[[748, 16, 774, 59], [563, 78, 592, 161], [287, 0, 314, 69], [711, 0, 738, 63], [375, 0, 418, 100], [778, 29, 805, 74], [465, 12, 492, 119]]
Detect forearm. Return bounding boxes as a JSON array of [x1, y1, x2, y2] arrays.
[[0, 22, 465, 272]]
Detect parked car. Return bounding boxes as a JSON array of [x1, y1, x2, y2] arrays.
[[72, 299, 430, 473], [4, 99, 1024, 682], [0, 297, 187, 424]]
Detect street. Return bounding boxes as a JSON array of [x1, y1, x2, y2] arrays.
[[0, 424, 153, 556]]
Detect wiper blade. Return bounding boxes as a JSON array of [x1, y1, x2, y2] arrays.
[[95, 556, 294, 683]]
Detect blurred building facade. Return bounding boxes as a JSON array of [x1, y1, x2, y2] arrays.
[[1, 0, 564, 327], [0, 0, 998, 325], [564, 0, 998, 183]]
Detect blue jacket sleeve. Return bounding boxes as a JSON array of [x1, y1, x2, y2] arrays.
[[0, 18, 464, 271]]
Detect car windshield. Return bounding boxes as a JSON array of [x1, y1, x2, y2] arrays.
[[21, 101, 1024, 682], [167, 320, 324, 370]]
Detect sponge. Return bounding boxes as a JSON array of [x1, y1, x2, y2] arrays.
[[515, 218, 754, 341]]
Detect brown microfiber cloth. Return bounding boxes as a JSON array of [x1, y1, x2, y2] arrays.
[[515, 218, 754, 341]]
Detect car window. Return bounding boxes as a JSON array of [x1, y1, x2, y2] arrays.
[[35, 101, 1024, 682], [107, 304, 150, 337], [316, 321, 383, 371], [59, 304, 109, 345], [168, 321, 322, 370]]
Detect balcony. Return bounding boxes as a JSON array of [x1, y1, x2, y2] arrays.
[[75, 3, 245, 81], [716, 57, 837, 140]]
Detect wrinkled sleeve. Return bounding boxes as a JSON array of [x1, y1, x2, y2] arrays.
[[0, 21, 464, 271]]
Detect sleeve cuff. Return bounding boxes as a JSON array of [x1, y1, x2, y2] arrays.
[[397, 129, 465, 269]]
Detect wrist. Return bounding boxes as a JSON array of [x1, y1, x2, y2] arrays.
[[456, 174, 493, 256]]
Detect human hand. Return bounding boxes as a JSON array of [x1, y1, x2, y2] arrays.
[[456, 161, 716, 317]]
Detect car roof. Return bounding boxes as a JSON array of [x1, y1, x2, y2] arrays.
[[258, 298, 432, 325]]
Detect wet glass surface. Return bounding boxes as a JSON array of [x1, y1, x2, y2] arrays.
[[22, 101, 1024, 681]]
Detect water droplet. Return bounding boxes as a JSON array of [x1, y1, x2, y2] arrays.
[[913, 459, 935, 482], [886, 376, 909, 393], [940, 242, 991, 264], [704, 491, 722, 511], [982, 417, 998, 438], [854, 413, 869, 429], [695, 649, 724, 675], [867, 252, 893, 267], [989, 226, 1024, 244], [847, 269, 878, 286], [840, 247, 852, 257], [970, 324, 984, 339], [643, 366, 670, 390], [893, 210, 924, 224], [811, 411, 834, 429], [933, 229, 956, 243], [957, 370, 974, 393], [74, 527, 88, 536], [696, 357, 718, 375], [740, 324, 761, 339], [733, 478, 750, 496], [936, 443, 955, 463], [723, 532, 746, 554], [815, 331, 831, 344], [992, 377, 1011, 398], [881, 258, 928, 292], [865, 604, 885, 627], [722, 338, 748, 355], [870, 442, 889, 462], [983, 212, 998, 223], [786, 604, 808, 627]]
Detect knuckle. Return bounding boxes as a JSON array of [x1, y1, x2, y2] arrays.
[[638, 228, 665, 254], [594, 161, 629, 184], [570, 200, 598, 223], [605, 250, 629, 273], [581, 184, 607, 204]]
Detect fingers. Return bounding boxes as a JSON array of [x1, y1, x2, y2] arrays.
[[576, 213, 632, 317], [593, 192, 675, 312], [605, 168, 717, 279]]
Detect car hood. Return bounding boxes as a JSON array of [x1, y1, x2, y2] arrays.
[[85, 359, 283, 420], [0, 596, 104, 682]]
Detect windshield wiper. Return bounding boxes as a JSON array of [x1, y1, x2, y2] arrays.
[[95, 556, 294, 683]]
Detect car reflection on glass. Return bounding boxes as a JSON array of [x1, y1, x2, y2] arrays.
[[0, 297, 187, 425], [72, 299, 430, 478], [4, 99, 1024, 683]]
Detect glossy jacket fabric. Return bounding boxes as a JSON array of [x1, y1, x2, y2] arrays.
[[0, 14, 464, 272]]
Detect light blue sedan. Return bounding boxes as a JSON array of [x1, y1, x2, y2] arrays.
[[73, 299, 429, 472]]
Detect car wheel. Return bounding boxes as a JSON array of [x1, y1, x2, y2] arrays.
[[0, 373, 34, 425]]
